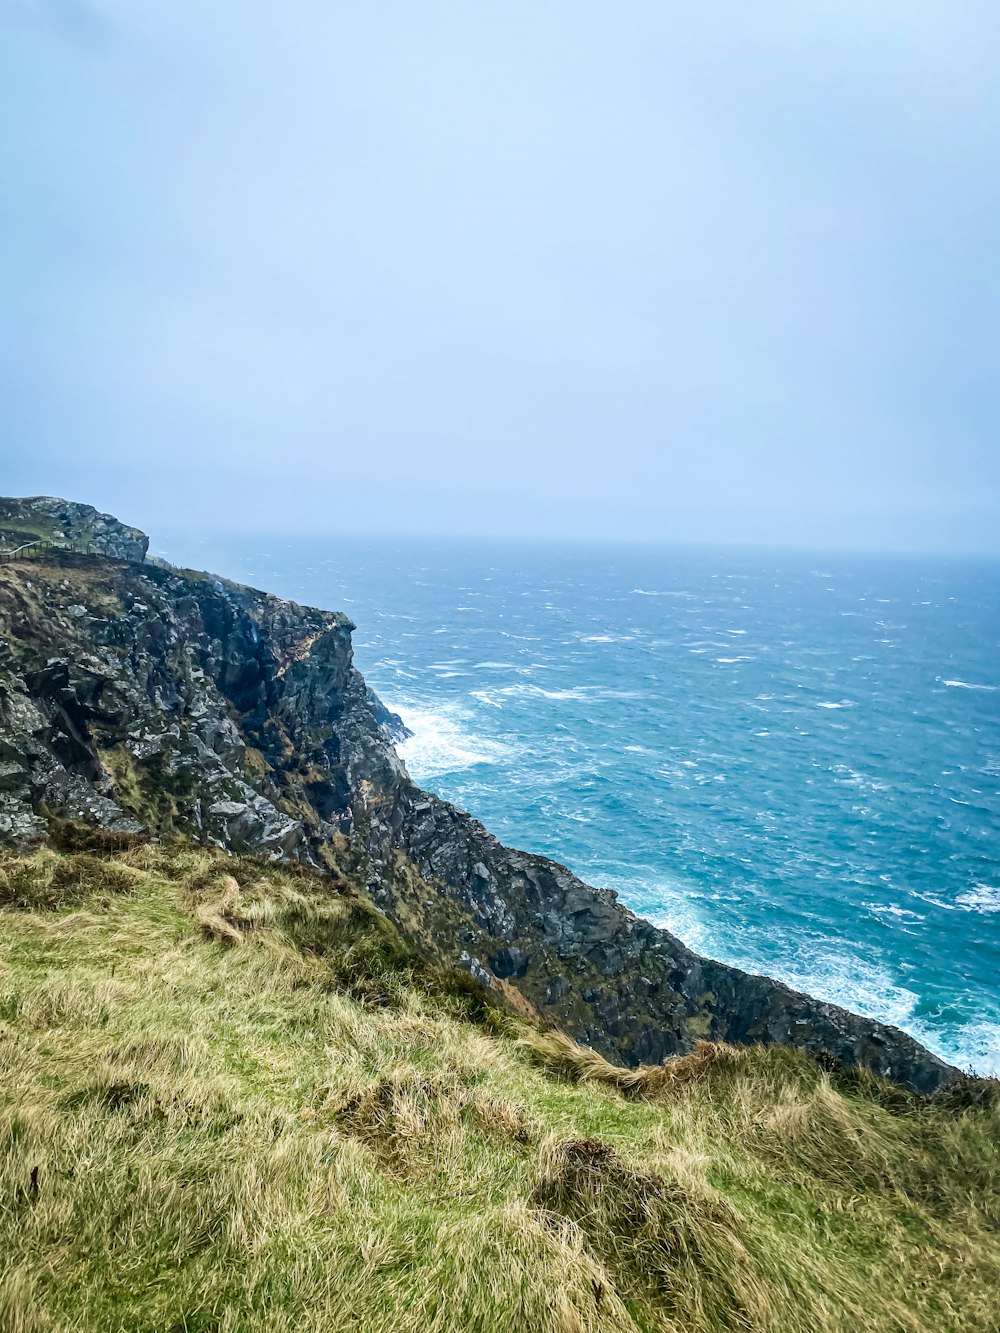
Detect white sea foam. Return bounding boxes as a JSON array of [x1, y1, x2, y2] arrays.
[[758, 949, 922, 1034], [956, 884, 1000, 914], [521, 684, 592, 701], [932, 1020, 1000, 1077], [630, 588, 693, 598], [394, 704, 511, 779], [630, 890, 713, 952], [816, 700, 854, 710], [941, 678, 997, 691], [910, 890, 960, 913], [831, 765, 887, 793], [863, 901, 925, 922], [470, 691, 504, 709], [496, 682, 637, 703]]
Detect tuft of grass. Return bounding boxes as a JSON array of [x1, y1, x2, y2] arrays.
[[0, 847, 145, 910], [532, 1135, 767, 1329], [0, 841, 998, 1331]]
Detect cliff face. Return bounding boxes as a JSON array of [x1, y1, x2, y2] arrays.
[[0, 498, 957, 1092]]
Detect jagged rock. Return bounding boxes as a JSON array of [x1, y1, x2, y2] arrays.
[[458, 952, 494, 987], [0, 497, 959, 1093], [205, 788, 303, 858], [0, 760, 28, 791], [0, 496, 149, 563], [366, 687, 413, 744]]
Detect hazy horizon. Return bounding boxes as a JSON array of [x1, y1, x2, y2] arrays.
[[3, 2, 1000, 554], [146, 521, 1000, 577], [8, 489, 1000, 561]]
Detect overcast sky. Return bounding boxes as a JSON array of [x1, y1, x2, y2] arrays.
[[2, 1, 999, 551]]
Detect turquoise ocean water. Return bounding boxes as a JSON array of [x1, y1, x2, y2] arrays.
[[160, 534, 1000, 1074]]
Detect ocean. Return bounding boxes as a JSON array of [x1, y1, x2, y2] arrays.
[[158, 532, 1000, 1074]]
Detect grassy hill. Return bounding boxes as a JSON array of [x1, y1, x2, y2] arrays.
[[1, 834, 998, 1333]]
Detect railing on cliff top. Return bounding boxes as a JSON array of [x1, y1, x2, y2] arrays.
[[0, 538, 146, 566]]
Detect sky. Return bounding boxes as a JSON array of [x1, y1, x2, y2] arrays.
[[2, 1, 999, 552]]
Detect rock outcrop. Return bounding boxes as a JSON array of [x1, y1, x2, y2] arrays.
[[0, 497, 958, 1092], [0, 496, 149, 563]]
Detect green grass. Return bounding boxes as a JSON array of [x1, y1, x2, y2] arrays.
[[1, 840, 998, 1332]]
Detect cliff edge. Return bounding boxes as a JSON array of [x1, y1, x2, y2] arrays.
[[0, 497, 957, 1092]]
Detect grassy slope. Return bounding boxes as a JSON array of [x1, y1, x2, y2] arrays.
[[1, 841, 998, 1333]]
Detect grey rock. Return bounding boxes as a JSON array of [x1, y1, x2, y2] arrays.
[[458, 952, 494, 988], [0, 760, 28, 791], [208, 800, 248, 818], [545, 975, 570, 1004], [0, 497, 149, 563]]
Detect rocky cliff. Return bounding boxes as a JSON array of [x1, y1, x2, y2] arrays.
[[0, 497, 957, 1092], [0, 495, 149, 563]]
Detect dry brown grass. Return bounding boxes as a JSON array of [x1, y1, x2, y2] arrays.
[[0, 842, 998, 1331]]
